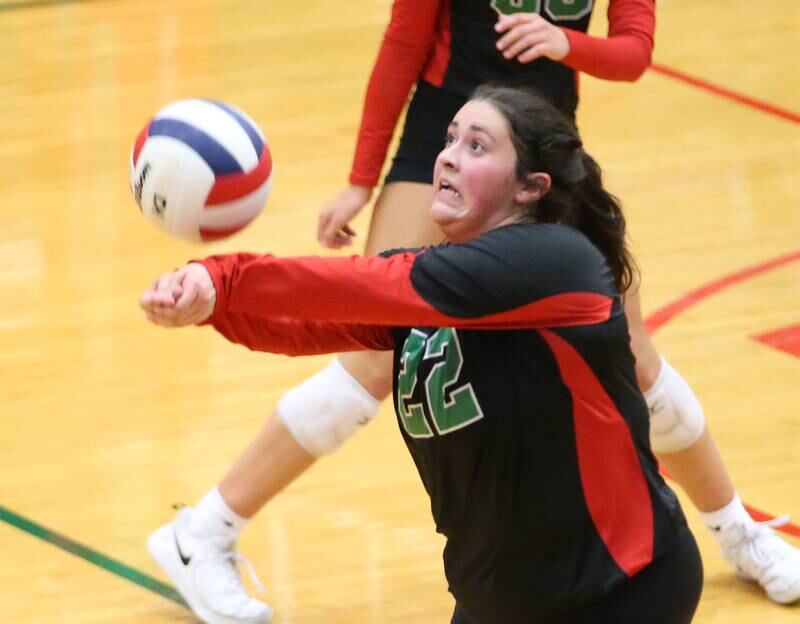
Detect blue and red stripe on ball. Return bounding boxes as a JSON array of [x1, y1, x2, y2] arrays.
[[131, 104, 273, 241]]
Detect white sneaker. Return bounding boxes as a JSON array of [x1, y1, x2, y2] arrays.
[[147, 507, 273, 624], [716, 518, 800, 604]]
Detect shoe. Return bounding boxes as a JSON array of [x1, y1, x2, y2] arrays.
[[147, 507, 273, 624], [716, 517, 800, 604]]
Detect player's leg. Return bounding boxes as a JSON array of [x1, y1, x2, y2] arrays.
[[625, 283, 735, 511], [146, 357, 379, 624], [626, 285, 800, 604], [146, 180, 440, 624]]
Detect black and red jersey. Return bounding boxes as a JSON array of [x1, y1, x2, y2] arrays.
[[350, 0, 656, 186], [200, 222, 688, 622]]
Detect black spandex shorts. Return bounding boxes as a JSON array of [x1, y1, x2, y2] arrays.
[[450, 529, 703, 624], [384, 80, 467, 185]]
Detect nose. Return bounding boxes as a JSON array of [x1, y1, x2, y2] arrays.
[[436, 142, 458, 171]]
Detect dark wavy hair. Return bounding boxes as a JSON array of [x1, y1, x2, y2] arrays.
[[471, 84, 637, 294]]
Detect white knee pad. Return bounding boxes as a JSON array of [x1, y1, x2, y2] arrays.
[[644, 357, 706, 454], [278, 358, 381, 457]]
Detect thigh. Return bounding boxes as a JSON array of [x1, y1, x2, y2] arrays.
[[366, 82, 467, 255], [623, 279, 662, 388], [337, 350, 395, 400], [364, 181, 441, 254]]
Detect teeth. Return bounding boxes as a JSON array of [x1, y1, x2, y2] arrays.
[[437, 180, 459, 198]]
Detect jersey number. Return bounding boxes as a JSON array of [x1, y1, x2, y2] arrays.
[[397, 328, 484, 439], [491, 0, 593, 20]]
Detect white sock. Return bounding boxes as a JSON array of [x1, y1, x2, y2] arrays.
[[698, 493, 753, 534], [188, 486, 247, 540]]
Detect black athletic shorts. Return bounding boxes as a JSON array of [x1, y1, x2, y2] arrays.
[[450, 529, 703, 624], [385, 80, 467, 185]]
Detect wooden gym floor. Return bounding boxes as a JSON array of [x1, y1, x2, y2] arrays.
[[0, 0, 798, 622]]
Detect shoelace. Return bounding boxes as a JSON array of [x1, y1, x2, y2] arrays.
[[744, 515, 791, 543], [760, 515, 791, 529], [741, 516, 793, 568], [226, 550, 266, 594], [205, 542, 266, 595]]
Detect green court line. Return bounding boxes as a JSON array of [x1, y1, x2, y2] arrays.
[[0, 0, 110, 12], [0, 504, 188, 608]]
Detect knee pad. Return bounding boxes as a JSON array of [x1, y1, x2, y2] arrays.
[[278, 358, 381, 457], [644, 357, 706, 454]]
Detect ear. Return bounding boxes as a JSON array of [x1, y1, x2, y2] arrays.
[[515, 172, 551, 205]]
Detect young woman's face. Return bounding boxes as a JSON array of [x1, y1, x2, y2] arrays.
[[431, 99, 529, 243]]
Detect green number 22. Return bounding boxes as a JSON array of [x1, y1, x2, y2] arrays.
[[397, 328, 484, 439]]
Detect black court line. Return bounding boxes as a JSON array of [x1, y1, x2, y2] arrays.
[[0, 0, 110, 12], [0, 504, 188, 608]]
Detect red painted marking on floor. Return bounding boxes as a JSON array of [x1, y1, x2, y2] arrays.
[[752, 324, 800, 359], [650, 63, 800, 125], [645, 251, 800, 334]]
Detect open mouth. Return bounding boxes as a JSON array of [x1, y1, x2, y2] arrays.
[[438, 179, 461, 199]]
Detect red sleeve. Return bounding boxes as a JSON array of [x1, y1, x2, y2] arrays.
[[348, 0, 442, 187], [199, 250, 612, 354], [210, 313, 395, 356], [561, 0, 655, 81]]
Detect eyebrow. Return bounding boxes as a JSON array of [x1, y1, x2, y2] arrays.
[[448, 120, 496, 142]]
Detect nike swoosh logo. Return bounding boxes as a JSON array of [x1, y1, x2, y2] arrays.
[[174, 529, 191, 566]]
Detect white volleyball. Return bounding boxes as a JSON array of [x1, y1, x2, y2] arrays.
[[129, 99, 273, 242]]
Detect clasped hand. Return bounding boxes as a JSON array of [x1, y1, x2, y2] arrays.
[[139, 263, 216, 327]]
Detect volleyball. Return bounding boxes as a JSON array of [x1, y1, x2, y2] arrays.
[[129, 99, 273, 243]]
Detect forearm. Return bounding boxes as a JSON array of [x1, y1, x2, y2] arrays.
[[210, 313, 395, 356], [204, 252, 426, 326], [562, 0, 654, 81]]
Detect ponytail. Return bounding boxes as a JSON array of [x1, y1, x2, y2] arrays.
[[471, 84, 637, 294], [537, 148, 636, 294]]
